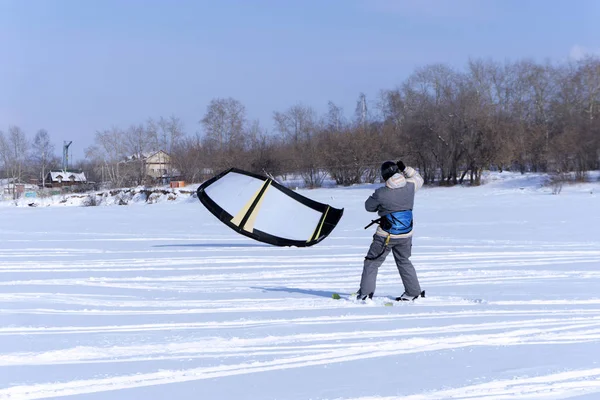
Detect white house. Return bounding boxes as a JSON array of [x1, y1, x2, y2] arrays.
[[127, 150, 179, 183], [144, 150, 172, 179]]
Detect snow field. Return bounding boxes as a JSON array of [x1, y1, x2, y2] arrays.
[[1, 172, 600, 399]]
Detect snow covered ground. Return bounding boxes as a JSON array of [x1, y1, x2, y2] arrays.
[[1, 171, 600, 399]]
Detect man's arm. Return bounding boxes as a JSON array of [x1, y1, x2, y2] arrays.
[[403, 166, 424, 191], [365, 191, 380, 212], [397, 160, 424, 191]]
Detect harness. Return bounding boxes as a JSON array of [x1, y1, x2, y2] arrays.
[[379, 210, 413, 235], [363, 210, 413, 260]]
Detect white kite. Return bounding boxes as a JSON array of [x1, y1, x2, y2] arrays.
[[196, 168, 343, 247]]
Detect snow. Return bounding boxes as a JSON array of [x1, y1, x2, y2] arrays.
[[0, 186, 197, 208], [1, 171, 600, 400]]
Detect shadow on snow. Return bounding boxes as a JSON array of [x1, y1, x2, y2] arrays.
[[252, 286, 351, 299], [152, 243, 270, 248]]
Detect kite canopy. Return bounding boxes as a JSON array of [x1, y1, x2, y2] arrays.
[[196, 168, 343, 247]]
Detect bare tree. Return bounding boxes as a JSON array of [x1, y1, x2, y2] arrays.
[[201, 99, 246, 149], [273, 104, 326, 187], [0, 131, 8, 183], [0, 126, 29, 198], [200, 98, 247, 170], [125, 123, 156, 184], [150, 115, 185, 154], [273, 104, 317, 145], [319, 99, 383, 185], [30, 129, 56, 188], [171, 133, 208, 183], [164, 115, 185, 177], [85, 127, 128, 188], [326, 101, 345, 133], [245, 120, 284, 176], [10, 126, 29, 184]]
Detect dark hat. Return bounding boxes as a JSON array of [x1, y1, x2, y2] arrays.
[[381, 161, 399, 181]]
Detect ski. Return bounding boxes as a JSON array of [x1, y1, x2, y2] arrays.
[[331, 291, 485, 306], [332, 292, 395, 306]]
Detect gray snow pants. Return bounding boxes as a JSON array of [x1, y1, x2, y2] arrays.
[[358, 234, 421, 298]]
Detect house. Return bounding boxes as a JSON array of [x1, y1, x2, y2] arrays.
[[144, 150, 172, 180], [127, 150, 179, 184], [46, 170, 87, 188]]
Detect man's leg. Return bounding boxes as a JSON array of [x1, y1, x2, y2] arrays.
[[391, 237, 421, 297], [358, 234, 391, 298]]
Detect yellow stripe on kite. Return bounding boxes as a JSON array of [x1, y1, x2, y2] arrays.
[[230, 179, 271, 228], [308, 206, 329, 242], [243, 183, 270, 233]]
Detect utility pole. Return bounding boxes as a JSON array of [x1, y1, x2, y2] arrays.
[[360, 93, 367, 127], [356, 93, 368, 129], [63, 141, 72, 171]]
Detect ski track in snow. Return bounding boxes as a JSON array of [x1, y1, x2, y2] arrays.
[[2, 184, 600, 399], [339, 368, 600, 399]]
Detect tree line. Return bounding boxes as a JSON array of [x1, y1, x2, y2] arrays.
[[2, 56, 599, 189], [180, 56, 600, 187], [0, 128, 58, 189]]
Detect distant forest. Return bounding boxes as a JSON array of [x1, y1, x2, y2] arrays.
[[2, 56, 600, 189]]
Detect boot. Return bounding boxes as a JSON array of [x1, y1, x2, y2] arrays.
[[396, 290, 425, 302]]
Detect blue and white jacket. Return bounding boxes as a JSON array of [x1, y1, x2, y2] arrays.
[[365, 166, 424, 239]]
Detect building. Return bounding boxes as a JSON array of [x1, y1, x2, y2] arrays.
[[144, 150, 172, 180], [1, 178, 40, 200], [46, 170, 87, 188], [127, 150, 179, 184]]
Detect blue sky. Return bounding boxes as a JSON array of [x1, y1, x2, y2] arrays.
[[1, 0, 599, 160]]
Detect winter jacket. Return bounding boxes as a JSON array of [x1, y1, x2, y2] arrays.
[[365, 166, 424, 239]]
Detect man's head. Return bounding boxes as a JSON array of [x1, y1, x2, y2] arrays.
[[380, 161, 399, 181]]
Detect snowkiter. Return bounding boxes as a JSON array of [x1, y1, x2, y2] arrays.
[[357, 160, 425, 301]]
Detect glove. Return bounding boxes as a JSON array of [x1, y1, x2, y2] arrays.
[[396, 160, 406, 172]]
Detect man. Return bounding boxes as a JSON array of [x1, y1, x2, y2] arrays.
[[357, 160, 425, 301]]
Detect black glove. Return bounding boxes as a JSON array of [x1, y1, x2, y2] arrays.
[[396, 160, 406, 172]]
